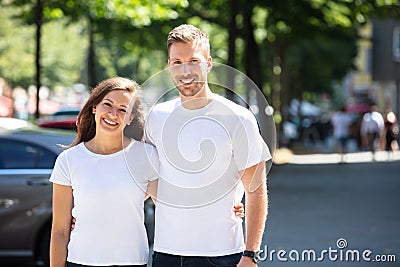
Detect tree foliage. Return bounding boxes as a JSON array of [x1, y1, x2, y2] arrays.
[[0, 6, 35, 88], [0, 0, 399, 119]]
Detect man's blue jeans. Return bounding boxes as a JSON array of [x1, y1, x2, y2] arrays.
[[151, 251, 243, 267]]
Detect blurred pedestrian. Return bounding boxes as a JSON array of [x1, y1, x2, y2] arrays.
[[384, 111, 399, 160], [360, 105, 384, 161], [330, 106, 353, 163]]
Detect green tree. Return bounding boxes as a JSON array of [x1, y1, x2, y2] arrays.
[[244, 0, 399, 126], [1, 0, 188, 117], [0, 6, 35, 88], [46, 0, 188, 87]]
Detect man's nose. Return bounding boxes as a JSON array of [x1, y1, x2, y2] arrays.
[[181, 62, 191, 75]]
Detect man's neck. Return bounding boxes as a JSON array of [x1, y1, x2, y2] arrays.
[[180, 86, 213, 110]]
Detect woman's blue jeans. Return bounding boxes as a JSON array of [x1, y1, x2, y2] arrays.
[[66, 262, 146, 267]]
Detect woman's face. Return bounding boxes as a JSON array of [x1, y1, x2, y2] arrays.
[[92, 89, 134, 136]]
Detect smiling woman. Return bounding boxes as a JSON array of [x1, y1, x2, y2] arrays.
[[49, 77, 159, 267]]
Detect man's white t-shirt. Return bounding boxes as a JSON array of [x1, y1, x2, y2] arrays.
[[361, 111, 384, 135], [145, 93, 271, 256], [50, 140, 159, 266]]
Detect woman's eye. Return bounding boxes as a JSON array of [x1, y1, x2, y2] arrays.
[[119, 109, 127, 113]]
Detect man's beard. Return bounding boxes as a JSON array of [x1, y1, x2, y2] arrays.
[[176, 81, 205, 97]]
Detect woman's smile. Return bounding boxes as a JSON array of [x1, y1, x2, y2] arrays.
[[103, 118, 118, 126]]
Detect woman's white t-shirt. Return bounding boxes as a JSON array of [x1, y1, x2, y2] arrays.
[[50, 140, 159, 266]]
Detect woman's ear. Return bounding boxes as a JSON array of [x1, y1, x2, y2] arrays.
[[92, 106, 96, 114], [127, 114, 134, 125]]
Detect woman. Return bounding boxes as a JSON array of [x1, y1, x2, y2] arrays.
[[50, 77, 243, 267], [50, 77, 158, 267]]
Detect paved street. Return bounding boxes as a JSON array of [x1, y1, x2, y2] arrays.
[[261, 158, 400, 266], [4, 153, 399, 267]]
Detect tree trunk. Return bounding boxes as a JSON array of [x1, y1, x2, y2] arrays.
[[243, 3, 276, 154], [88, 16, 96, 89], [280, 43, 290, 123], [226, 0, 238, 102], [243, 4, 261, 107], [34, 0, 43, 119]]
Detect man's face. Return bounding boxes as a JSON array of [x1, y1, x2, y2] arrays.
[[168, 41, 212, 98]]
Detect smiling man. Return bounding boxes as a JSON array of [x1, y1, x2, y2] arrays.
[[145, 24, 271, 267]]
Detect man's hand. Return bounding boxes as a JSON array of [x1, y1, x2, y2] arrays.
[[238, 161, 267, 267], [237, 255, 257, 267]]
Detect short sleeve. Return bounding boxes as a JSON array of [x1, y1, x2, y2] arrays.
[[125, 142, 160, 183], [144, 127, 154, 147], [144, 109, 156, 147], [145, 144, 160, 181], [49, 151, 71, 186], [232, 114, 271, 171]]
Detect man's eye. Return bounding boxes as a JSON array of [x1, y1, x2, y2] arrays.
[[119, 109, 127, 113], [172, 61, 181, 65]]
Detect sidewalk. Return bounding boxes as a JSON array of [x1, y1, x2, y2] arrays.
[[273, 147, 400, 165]]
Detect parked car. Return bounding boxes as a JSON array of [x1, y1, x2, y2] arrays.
[[38, 116, 77, 131], [38, 107, 80, 131], [0, 117, 155, 266], [0, 118, 75, 266], [49, 108, 80, 117]]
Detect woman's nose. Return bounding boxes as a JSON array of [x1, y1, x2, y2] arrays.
[[109, 108, 117, 116]]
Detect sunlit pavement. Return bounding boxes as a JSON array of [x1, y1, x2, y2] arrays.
[[274, 148, 400, 165], [263, 153, 400, 266]]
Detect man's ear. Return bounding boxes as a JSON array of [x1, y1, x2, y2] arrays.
[[207, 56, 212, 73]]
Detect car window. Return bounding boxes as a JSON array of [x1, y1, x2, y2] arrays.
[[0, 139, 57, 169]]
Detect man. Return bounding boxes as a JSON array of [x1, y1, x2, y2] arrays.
[[145, 24, 271, 267], [331, 106, 353, 163], [360, 105, 384, 160]]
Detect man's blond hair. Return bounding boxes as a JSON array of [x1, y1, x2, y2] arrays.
[[167, 24, 210, 57]]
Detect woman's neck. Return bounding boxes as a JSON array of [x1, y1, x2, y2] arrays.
[[85, 134, 131, 155]]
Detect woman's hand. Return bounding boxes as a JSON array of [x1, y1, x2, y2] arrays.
[[71, 217, 76, 231], [233, 203, 245, 218]]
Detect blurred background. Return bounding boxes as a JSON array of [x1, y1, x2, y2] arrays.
[[1, 1, 400, 266], [0, 0, 399, 153]]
